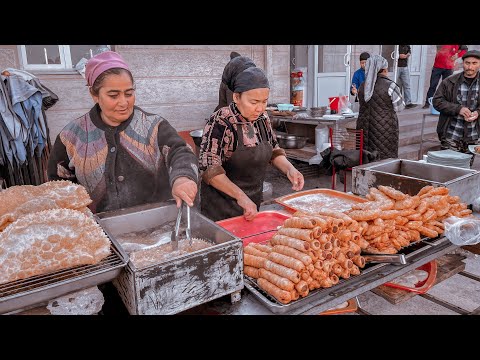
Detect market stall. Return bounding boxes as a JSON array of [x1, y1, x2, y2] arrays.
[[1, 159, 479, 315]]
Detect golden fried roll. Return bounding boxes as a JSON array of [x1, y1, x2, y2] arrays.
[[251, 243, 273, 253], [283, 217, 315, 229], [295, 280, 309, 296], [337, 229, 352, 242], [267, 252, 305, 272], [352, 255, 366, 268], [244, 254, 267, 268], [257, 278, 292, 304], [272, 245, 312, 266], [378, 185, 407, 200], [244, 245, 269, 258], [264, 259, 300, 284], [417, 185, 434, 197], [369, 187, 391, 201], [349, 264, 361, 275], [271, 234, 310, 252], [244, 266, 260, 279], [418, 226, 438, 239], [277, 227, 313, 241], [258, 268, 294, 291]]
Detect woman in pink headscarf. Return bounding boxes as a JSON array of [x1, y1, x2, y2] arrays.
[[47, 51, 198, 213]]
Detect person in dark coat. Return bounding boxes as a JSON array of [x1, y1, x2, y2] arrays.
[[433, 49, 480, 166], [214, 51, 242, 112], [356, 54, 405, 160], [200, 56, 304, 222], [47, 51, 199, 213]]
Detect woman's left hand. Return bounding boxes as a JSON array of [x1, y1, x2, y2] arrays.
[[172, 177, 198, 207], [286, 167, 304, 191]]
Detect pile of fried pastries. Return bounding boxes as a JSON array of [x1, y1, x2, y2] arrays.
[[344, 185, 472, 255], [0, 181, 111, 285], [243, 209, 368, 304]]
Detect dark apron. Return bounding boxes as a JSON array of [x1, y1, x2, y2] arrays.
[[201, 120, 273, 222]]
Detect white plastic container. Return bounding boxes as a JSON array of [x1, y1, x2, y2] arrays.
[[315, 125, 329, 153]]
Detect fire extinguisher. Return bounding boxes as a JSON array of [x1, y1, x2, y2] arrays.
[[291, 70, 304, 107]]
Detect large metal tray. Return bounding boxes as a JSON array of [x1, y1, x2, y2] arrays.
[[244, 261, 384, 314], [0, 231, 128, 314], [275, 188, 367, 213], [243, 235, 447, 314]]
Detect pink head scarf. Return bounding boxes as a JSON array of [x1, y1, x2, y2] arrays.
[[85, 51, 130, 87]]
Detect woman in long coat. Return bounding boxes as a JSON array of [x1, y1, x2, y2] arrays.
[[356, 54, 405, 160]]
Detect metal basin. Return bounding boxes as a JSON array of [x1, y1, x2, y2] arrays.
[[189, 129, 203, 148], [276, 133, 308, 149]]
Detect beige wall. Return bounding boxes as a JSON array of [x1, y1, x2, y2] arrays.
[[0, 45, 291, 142]]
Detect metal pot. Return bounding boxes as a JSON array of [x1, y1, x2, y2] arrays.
[[189, 129, 203, 148], [275, 133, 308, 149]]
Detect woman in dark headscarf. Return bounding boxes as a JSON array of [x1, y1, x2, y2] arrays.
[[199, 56, 304, 222], [356, 54, 405, 160]]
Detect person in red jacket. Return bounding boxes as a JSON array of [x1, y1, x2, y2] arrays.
[[423, 45, 468, 108]]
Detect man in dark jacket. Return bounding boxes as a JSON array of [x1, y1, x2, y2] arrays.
[[433, 50, 480, 166], [397, 45, 417, 108]]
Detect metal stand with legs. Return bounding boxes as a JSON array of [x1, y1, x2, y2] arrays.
[[418, 113, 440, 160]]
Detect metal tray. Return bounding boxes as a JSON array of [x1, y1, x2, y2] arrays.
[[0, 230, 128, 314], [244, 261, 384, 314], [243, 235, 446, 314], [275, 188, 367, 213]]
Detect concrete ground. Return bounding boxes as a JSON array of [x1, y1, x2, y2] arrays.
[[260, 154, 480, 315]]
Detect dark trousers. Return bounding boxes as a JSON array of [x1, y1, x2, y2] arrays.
[[425, 67, 453, 105]]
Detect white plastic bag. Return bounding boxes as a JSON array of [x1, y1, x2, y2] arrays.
[[443, 216, 480, 246], [47, 286, 105, 315]]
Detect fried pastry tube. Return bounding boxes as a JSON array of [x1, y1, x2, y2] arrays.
[[250, 243, 273, 253], [294, 280, 309, 297], [368, 187, 391, 201], [244, 266, 260, 278], [272, 245, 313, 266], [417, 185, 434, 197], [258, 268, 294, 291], [315, 210, 353, 224], [257, 278, 292, 304], [378, 185, 407, 200], [268, 252, 305, 272], [348, 209, 381, 221], [352, 255, 365, 268], [290, 289, 299, 301], [264, 259, 301, 283], [307, 216, 329, 230], [283, 217, 315, 229], [271, 234, 310, 252], [349, 264, 361, 275], [336, 229, 352, 242], [418, 226, 438, 238], [244, 245, 269, 258], [277, 227, 313, 241], [244, 254, 266, 268]]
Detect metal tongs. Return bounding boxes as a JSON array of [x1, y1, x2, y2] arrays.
[[171, 201, 192, 250]]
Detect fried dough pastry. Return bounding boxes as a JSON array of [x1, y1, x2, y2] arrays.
[[0, 208, 111, 285], [0, 180, 92, 231]]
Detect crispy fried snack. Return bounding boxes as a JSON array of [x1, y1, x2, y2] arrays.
[[0, 180, 92, 232], [0, 208, 110, 285]]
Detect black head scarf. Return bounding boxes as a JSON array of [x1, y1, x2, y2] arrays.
[[231, 67, 270, 93], [222, 56, 257, 92]]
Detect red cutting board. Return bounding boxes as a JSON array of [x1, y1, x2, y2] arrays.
[[216, 210, 291, 246]]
